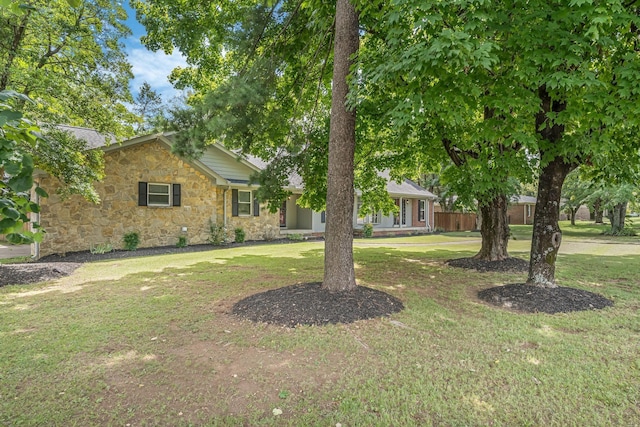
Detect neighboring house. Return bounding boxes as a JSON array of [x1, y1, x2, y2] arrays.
[[508, 195, 537, 225], [32, 130, 435, 257], [278, 170, 436, 237], [559, 204, 591, 222]]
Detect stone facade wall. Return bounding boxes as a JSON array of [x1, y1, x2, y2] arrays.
[[37, 140, 281, 256], [37, 141, 204, 255], [225, 190, 280, 242]]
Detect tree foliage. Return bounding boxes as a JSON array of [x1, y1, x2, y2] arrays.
[[0, 0, 137, 136], [356, 0, 640, 285], [133, 82, 163, 133], [134, 0, 398, 218], [0, 0, 137, 202], [0, 90, 46, 243]]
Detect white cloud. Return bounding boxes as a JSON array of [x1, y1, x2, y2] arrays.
[[125, 36, 189, 102]]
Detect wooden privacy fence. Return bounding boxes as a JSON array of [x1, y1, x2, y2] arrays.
[[434, 212, 477, 232]]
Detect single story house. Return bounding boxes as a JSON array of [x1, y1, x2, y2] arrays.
[[507, 195, 537, 225], [32, 129, 435, 257]]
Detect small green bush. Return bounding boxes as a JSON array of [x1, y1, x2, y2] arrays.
[[123, 232, 140, 251], [362, 223, 374, 238], [90, 242, 113, 254], [176, 235, 188, 248], [288, 233, 304, 241], [208, 219, 227, 245], [234, 227, 245, 243]]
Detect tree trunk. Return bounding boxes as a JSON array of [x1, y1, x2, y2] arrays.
[[570, 208, 577, 226], [473, 194, 510, 261], [593, 197, 604, 223], [322, 0, 359, 292], [527, 85, 575, 288], [610, 202, 628, 234], [526, 157, 575, 288]]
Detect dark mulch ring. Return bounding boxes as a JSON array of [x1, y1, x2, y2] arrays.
[[478, 283, 614, 314], [447, 257, 529, 273], [232, 282, 404, 327]]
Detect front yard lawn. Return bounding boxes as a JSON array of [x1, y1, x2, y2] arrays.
[[1, 233, 639, 425]]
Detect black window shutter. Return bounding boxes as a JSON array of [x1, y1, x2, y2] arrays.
[[172, 184, 181, 206], [321, 211, 326, 223], [231, 189, 238, 217], [138, 182, 147, 206], [253, 195, 259, 216]]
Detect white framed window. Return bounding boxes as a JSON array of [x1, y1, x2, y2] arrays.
[[418, 200, 426, 222], [356, 199, 380, 225], [238, 190, 252, 215], [148, 183, 171, 207]]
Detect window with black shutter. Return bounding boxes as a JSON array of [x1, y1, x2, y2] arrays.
[[138, 182, 180, 207], [172, 184, 181, 206]]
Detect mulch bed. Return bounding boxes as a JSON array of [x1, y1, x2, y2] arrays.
[[232, 282, 404, 327], [447, 257, 529, 272], [37, 239, 314, 264], [0, 240, 318, 287], [478, 283, 614, 314], [452, 257, 613, 314], [0, 263, 82, 287]]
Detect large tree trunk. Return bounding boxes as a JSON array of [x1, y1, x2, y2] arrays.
[[322, 0, 359, 292], [474, 194, 510, 261], [609, 202, 628, 234], [527, 157, 575, 288], [527, 85, 575, 288]]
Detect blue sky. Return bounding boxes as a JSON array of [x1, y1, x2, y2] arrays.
[[123, 2, 188, 103]]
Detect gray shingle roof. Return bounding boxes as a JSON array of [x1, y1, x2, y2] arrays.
[[242, 155, 435, 199], [511, 195, 537, 204], [379, 170, 436, 199], [56, 125, 115, 149]]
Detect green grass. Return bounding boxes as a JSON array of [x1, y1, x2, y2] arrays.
[[0, 256, 31, 264], [1, 232, 639, 426]]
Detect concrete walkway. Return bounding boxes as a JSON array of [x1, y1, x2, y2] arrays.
[[0, 243, 31, 259]]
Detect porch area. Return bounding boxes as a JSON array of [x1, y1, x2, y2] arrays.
[[279, 226, 432, 238]]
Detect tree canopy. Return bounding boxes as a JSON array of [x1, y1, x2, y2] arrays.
[[0, 90, 47, 243], [134, 0, 640, 287], [0, 0, 138, 202], [356, 0, 640, 285]]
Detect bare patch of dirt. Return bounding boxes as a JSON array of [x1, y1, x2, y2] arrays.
[[447, 257, 529, 273], [232, 282, 404, 326], [0, 263, 82, 287], [94, 315, 345, 424], [478, 283, 614, 314]]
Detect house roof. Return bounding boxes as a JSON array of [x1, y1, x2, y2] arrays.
[[511, 195, 537, 204], [377, 170, 436, 199], [61, 128, 436, 198], [56, 125, 116, 148]]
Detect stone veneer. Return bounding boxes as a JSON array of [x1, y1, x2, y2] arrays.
[[37, 139, 279, 257]]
